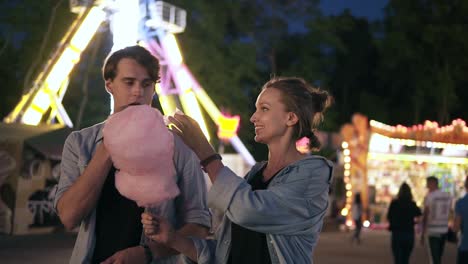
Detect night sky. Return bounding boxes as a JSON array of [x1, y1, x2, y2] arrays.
[[320, 0, 388, 20]]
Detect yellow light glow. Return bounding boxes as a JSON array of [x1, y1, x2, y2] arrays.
[[22, 108, 43, 125], [368, 152, 468, 165], [346, 183, 352, 190], [217, 114, 240, 140], [344, 156, 351, 163], [163, 33, 183, 65], [341, 208, 349, 216], [343, 149, 350, 156], [346, 219, 353, 227], [158, 95, 177, 116], [179, 91, 210, 141], [344, 164, 351, 170], [344, 170, 350, 177], [346, 191, 353, 197], [342, 141, 349, 149], [70, 7, 106, 50], [46, 47, 80, 92], [175, 68, 192, 92], [33, 90, 52, 112], [194, 89, 222, 123], [363, 220, 370, 228]]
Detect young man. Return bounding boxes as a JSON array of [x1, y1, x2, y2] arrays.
[[421, 176, 452, 264], [453, 177, 468, 264], [53, 45, 210, 263]]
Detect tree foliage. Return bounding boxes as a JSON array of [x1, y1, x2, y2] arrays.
[[2, 0, 468, 160]]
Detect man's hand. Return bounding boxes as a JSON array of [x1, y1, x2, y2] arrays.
[[100, 245, 146, 264]]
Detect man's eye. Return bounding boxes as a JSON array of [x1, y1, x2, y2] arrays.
[[125, 81, 134, 86], [143, 82, 154, 88], [262, 107, 268, 112]]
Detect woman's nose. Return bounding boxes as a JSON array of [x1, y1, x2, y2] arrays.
[[250, 113, 256, 123]]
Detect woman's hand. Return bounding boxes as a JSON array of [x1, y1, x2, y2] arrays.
[[141, 212, 175, 246], [168, 113, 216, 160]]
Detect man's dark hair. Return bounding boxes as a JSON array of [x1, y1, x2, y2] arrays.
[[426, 176, 439, 186], [102, 45, 160, 82]]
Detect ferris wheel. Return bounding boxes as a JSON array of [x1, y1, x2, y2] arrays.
[[3, 0, 255, 166]]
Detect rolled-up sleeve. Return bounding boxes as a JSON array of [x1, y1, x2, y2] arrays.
[[53, 132, 80, 212], [180, 237, 217, 264], [173, 135, 211, 228], [208, 159, 332, 235]]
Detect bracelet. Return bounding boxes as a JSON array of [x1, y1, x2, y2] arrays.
[[141, 244, 153, 264], [200, 153, 222, 168]]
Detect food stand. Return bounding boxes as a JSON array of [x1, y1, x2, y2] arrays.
[[340, 114, 468, 226]]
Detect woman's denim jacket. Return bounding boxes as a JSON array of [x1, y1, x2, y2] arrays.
[[188, 155, 333, 264]]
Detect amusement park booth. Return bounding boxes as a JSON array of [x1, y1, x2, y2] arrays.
[[0, 123, 72, 234], [340, 114, 468, 226]]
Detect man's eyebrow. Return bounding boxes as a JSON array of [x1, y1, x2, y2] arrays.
[[122, 77, 136, 81]]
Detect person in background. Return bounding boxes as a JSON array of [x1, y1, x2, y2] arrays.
[[53, 45, 210, 263], [421, 176, 452, 264], [142, 76, 334, 263], [387, 183, 422, 264], [453, 176, 468, 264], [351, 193, 363, 244]]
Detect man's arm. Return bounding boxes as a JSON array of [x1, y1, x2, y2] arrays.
[[146, 134, 211, 259], [453, 215, 462, 233], [56, 141, 112, 230], [420, 205, 429, 245]]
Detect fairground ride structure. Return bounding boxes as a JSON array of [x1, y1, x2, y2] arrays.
[[3, 0, 255, 166]]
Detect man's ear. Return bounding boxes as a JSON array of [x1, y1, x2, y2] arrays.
[[105, 80, 113, 94], [286, 112, 299, 127]]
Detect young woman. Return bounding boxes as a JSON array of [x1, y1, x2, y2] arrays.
[[142, 77, 333, 263], [387, 183, 422, 264]]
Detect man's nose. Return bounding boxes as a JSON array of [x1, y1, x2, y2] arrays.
[[132, 83, 144, 95]]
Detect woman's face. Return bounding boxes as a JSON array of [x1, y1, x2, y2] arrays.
[[250, 88, 296, 144]]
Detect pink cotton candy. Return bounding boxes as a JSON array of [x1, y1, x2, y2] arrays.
[[102, 105, 179, 207]]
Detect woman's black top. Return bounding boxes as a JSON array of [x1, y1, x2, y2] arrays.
[[92, 167, 144, 263], [228, 167, 277, 264], [387, 199, 422, 233]]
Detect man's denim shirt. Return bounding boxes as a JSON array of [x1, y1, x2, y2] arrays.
[[189, 156, 333, 264], [53, 122, 211, 264]]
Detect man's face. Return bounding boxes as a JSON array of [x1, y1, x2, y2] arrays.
[[105, 58, 155, 112], [426, 180, 436, 190]]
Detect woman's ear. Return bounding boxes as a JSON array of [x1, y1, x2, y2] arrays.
[[286, 112, 299, 127]]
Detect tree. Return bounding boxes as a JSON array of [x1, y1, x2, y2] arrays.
[[377, 0, 468, 125]]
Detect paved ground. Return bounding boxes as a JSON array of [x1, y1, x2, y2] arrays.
[[314, 229, 457, 264], [0, 229, 457, 263]]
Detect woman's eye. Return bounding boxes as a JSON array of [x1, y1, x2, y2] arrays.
[[262, 107, 268, 112]]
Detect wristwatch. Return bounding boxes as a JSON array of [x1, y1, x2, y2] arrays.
[[142, 244, 153, 264]]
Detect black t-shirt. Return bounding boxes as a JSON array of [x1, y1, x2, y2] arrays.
[[92, 167, 144, 263], [228, 167, 277, 264], [387, 199, 422, 233]]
